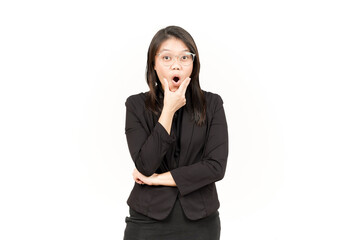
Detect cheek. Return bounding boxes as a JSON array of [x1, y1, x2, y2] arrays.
[[186, 66, 194, 76], [155, 69, 165, 85], [155, 70, 164, 81], [154, 63, 162, 74], [155, 67, 168, 81]]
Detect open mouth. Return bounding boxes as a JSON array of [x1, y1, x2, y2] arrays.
[[173, 76, 180, 83]]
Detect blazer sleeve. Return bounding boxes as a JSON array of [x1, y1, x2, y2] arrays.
[[170, 94, 228, 196], [125, 96, 176, 176]]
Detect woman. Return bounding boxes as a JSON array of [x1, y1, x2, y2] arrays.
[[123, 26, 228, 240]]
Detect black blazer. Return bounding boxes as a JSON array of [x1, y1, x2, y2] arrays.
[[125, 90, 228, 220]]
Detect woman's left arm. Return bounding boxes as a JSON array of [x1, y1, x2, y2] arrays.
[[170, 94, 228, 196], [132, 168, 176, 186]]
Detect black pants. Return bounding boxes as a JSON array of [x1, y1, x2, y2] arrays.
[[123, 199, 221, 240]]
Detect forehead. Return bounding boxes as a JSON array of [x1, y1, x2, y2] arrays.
[[158, 38, 189, 52]]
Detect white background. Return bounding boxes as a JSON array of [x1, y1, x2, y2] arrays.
[[1, 0, 359, 239]]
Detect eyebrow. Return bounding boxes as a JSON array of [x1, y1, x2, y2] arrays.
[[159, 48, 190, 53]]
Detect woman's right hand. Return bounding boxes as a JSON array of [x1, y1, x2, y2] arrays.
[[158, 77, 191, 134], [162, 77, 191, 114]]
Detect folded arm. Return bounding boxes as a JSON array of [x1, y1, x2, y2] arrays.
[[132, 168, 176, 186], [130, 94, 228, 196]]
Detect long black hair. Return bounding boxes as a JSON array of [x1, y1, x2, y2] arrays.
[[145, 26, 206, 126]]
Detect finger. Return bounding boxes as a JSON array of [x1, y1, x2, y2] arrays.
[[178, 77, 191, 94], [133, 174, 143, 183], [133, 169, 143, 182], [133, 174, 138, 181], [163, 78, 170, 92], [135, 179, 144, 185]]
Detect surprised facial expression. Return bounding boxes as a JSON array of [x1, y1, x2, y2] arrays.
[[154, 38, 194, 92]]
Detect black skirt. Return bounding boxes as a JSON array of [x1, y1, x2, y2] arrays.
[[123, 198, 221, 240]]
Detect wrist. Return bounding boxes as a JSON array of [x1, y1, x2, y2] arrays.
[[162, 105, 176, 116], [152, 172, 176, 187], [151, 174, 160, 186]]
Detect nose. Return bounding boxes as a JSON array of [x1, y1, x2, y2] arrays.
[[170, 58, 181, 70]]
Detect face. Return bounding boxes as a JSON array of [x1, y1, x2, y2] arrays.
[[154, 38, 193, 92]]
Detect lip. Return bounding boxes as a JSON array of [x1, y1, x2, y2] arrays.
[[170, 74, 182, 86]]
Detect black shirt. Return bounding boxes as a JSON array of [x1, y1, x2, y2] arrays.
[[164, 107, 184, 170]]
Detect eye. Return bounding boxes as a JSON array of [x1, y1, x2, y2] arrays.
[[180, 55, 189, 60], [162, 55, 172, 61]]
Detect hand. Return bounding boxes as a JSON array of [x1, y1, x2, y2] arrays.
[[132, 169, 176, 187], [133, 168, 158, 186], [162, 77, 191, 114]]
